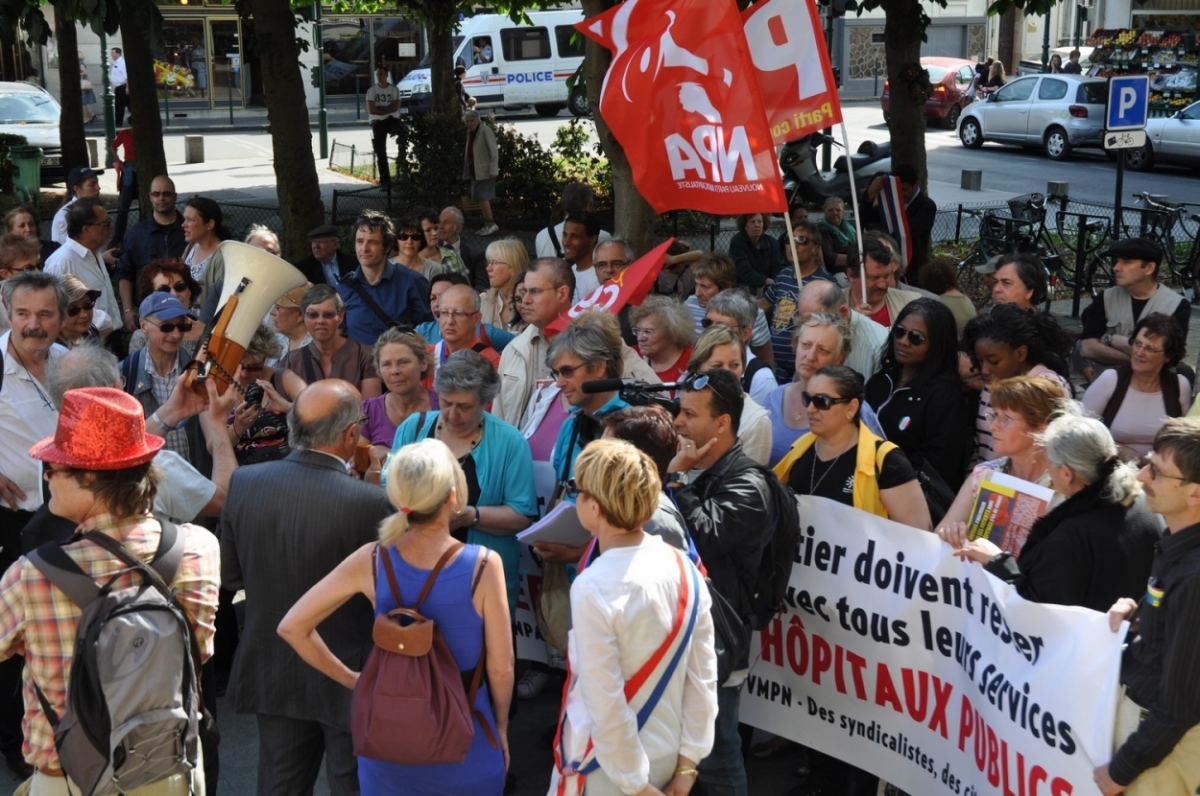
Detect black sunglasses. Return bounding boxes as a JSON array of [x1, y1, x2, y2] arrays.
[[148, 319, 194, 334], [67, 300, 96, 317], [793, 236, 812, 245], [891, 324, 927, 347], [550, 361, 593, 380], [801, 391, 855, 411], [563, 478, 583, 500], [396, 232, 423, 242], [155, 282, 189, 294]]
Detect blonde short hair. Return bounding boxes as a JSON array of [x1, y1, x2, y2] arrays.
[[574, 439, 661, 531], [379, 439, 468, 545], [484, 238, 530, 276], [687, 323, 745, 373]]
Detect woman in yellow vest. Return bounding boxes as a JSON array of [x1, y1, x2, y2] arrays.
[[774, 365, 932, 530]]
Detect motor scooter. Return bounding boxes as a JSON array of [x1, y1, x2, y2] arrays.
[[780, 132, 892, 209]]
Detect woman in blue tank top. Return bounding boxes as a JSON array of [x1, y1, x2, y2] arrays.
[[280, 438, 513, 794]]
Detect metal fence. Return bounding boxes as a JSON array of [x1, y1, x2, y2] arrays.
[[121, 199, 290, 241]]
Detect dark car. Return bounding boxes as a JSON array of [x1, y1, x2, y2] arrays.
[[881, 57, 977, 130]]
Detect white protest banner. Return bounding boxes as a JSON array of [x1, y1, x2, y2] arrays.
[[742, 497, 1123, 796]]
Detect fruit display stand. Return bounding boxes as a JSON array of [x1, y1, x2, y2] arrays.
[[1087, 21, 1198, 114]]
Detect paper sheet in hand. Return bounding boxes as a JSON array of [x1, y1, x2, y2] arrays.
[[516, 501, 591, 547]]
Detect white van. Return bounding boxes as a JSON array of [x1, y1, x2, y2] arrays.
[[398, 9, 588, 117]]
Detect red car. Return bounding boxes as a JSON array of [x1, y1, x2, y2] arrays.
[[881, 57, 978, 130]]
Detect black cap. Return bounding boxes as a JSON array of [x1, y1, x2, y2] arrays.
[[1101, 237, 1163, 265], [67, 166, 103, 191], [307, 224, 339, 239]]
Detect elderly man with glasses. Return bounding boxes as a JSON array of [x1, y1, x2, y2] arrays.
[[117, 176, 186, 329], [44, 198, 120, 335], [426, 284, 499, 386]]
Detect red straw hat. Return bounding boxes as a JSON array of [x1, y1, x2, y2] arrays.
[[29, 387, 164, 470]]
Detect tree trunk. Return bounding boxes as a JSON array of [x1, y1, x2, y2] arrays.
[[580, 0, 655, 255], [881, 0, 928, 186], [121, 0, 168, 209], [245, 0, 323, 262], [425, 0, 456, 114], [55, 15, 88, 172]]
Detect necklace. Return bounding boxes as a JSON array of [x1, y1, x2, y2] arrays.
[[7, 340, 55, 410], [809, 439, 851, 494], [436, 419, 484, 452]]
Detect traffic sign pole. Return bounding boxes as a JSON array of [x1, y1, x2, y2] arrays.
[[1104, 74, 1150, 243], [1114, 149, 1124, 242]]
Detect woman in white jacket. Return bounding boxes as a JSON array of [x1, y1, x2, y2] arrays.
[[550, 439, 717, 796]]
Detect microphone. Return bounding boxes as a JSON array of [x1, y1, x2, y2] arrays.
[[581, 378, 690, 395]]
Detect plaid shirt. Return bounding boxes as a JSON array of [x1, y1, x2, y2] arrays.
[[0, 513, 220, 772], [145, 355, 190, 458]]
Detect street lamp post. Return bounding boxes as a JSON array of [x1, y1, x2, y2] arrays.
[[100, 33, 116, 167], [1041, 9, 1051, 73], [314, 1, 328, 159]]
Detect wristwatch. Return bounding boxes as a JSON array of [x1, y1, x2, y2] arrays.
[[1103, 333, 1114, 347], [667, 471, 690, 487]]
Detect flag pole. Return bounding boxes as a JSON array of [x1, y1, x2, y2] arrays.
[[783, 212, 801, 286], [838, 122, 867, 307]]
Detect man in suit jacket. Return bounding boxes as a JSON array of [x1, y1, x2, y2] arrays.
[[294, 224, 357, 286], [437, 206, 488, 290], [220, 379, 393, 796]]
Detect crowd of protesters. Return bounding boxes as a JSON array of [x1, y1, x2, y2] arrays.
[[0, 171, 1198, 796]]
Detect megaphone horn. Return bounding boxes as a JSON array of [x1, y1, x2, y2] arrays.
[[186, 240, 308, 396]]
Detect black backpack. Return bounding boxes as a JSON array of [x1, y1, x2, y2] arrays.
[[742, 466, 800, 631]]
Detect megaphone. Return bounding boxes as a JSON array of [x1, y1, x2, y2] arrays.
[[186, 240, 308, 396]]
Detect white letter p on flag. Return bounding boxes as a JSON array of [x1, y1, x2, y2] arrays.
[[743, 0, 825, 102]]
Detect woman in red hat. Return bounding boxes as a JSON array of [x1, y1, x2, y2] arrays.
[[0, 387, 220, 792]]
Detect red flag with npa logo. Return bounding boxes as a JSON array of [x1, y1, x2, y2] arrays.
[[545, 239, 674, 336], [576, 0, 785, 215], [742, 0, 844, 145]]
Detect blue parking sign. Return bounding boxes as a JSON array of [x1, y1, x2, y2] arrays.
[[1106, 75, 1150, 131]]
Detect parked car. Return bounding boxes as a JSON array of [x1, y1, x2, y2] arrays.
[[0, 82, 63, 184], [1125, 100, 1200, 172], [881, 57, 977, 129], [957, 74, 1107, 160]]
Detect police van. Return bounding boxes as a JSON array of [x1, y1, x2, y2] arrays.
[[398, 9, 588, 117]]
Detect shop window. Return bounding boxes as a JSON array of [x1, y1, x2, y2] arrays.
[[156, 19, 206, 98]]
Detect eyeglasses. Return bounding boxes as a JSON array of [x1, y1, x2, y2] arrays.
[[155, 282, 190, 295], [983, 409, 1018, 427], [800, 392, 855, 411], [550, 361, 593, 380], [891, 324, 927, 346], [86, 218, 112, 228], [793, 236, 812, 245], [146, 318, 194, 334], [1145, 456, 1189, 483], [522, 286, 555, 298], [305, 310, 340, 320], [1131, 340, 1165, 355], [632, 327, 659, 338], [700, 318, 745, 331], [43, 464, 73, 481], [67, 300, 96, 317], [563, 478, 583, 500], [396, 233, 423, 242], [486, 260, 510, 268], [594, 260, 628, 271], [434, 309, 476, 321], [149, 191, 176, 198]]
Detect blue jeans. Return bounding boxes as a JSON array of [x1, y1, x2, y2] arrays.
[[696, 684, 748, 796]]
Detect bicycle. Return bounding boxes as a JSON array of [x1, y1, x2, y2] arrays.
[[955, 195, 1063, 310], [1119, 193, 1200, 297]]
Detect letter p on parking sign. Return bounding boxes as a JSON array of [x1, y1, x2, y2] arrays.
[[1106, 75, 1149, 131]]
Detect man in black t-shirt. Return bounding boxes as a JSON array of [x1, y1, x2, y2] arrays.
[[1079, 238, 1189, 379]]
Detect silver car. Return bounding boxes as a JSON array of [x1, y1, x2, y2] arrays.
[[0, 82, 63, 184], [957, 74, 1108, 160], [1125, 101, 1200, 173]]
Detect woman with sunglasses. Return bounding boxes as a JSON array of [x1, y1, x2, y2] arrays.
[[630, 296, 696, 386], [774, 365, 931, 531], [936, 375, 1068, 533], [129, 259, 206, 355], [226, 324, 303, 465], [686, 323, 773, 465], [962, 303, 1073, 465], [864, 298, 970, 492], [388, 349, 537, 612], [480, 238, 527, 332], [1083, 313, 1190, 461], [56, 275, 105, 348], [392, 219, 448, 283], [940, 409, 1159, 613]]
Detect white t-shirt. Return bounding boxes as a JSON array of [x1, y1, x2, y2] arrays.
[[153, 450, 217, 523], [572, 265, 600, 303], [534, 222, 612, 259], [366, 83, 401, 121], [1082, 368, 1192, 460]]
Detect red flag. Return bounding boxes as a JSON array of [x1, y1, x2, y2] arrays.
[[577, 1, 785, 215], [546, 239, 674, 336], [742, 0, 844, 145]]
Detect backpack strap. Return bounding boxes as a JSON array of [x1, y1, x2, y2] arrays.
[[149, 519, 186, 587], [343, 276, 399, 331], [26, 542, 101, 609], [741, 357, 768, 395], [546, 224, 563, 259], [379, 542, 464, 611], [120, 349, 142, 397]]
